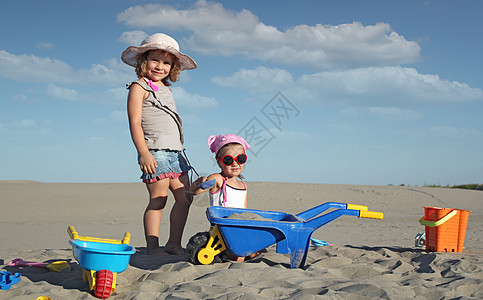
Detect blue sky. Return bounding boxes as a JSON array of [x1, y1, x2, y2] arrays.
[[1, 0, 482, 186]]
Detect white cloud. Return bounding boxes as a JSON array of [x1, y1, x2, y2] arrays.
[[295, 66, 483, 105], [399, 126, 481, 140], [0, 118, 52, 136], [109, 110, 126, 122], [332, 106, 423, 129], [85, 136, 108, 144], [93, 110, 126, 125], [37, 42, 54, 50], [0, 50, 131, 86], [339, 107, 359, 117], [11, 119, 37, 128], [328, 122, 360, 133], [0, 50, 75, 83], [77, 64, 132, 86], [46, 84, 87, 102], [213, 65, 483, 105], [429, 126, 480, 138], [119, 30, 148, 46], [363, 107, 423, 120], [117, 1, 247, 30], [44, 85, 128, 106], [11, 94, 37, 103], [172, 87, 217, 109], [212, 66, 293, 91], [104, 87, 128, 104], [269, 129, 311, 141], [117, 0, 421, 69]]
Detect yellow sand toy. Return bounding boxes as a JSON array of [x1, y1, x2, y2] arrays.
[[67, 226, 135, 299]]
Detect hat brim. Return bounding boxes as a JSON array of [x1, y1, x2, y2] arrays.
[[121, 43, 197, 70]]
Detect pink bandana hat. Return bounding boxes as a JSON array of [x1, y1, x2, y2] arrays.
[[208, 134, 250, 155]]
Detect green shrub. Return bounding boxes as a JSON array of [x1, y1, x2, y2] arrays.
[[451, 184, 483, 191]]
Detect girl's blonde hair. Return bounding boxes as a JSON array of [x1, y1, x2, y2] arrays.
[[135, 50, 182, 86]]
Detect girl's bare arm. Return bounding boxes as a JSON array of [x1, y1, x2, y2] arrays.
[[127, 84, 157, 174]]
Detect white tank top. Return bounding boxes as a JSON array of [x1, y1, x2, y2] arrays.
[[209, 178, 247, 208]]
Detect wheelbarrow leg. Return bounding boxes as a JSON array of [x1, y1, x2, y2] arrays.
[[285, 231, 313, 268], [276, 239, 289, 254]]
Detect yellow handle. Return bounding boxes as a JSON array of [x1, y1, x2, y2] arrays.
[[360, 211, 384, 219], [67, 226, 79, 240], [122, 232, 131, 244], [347, 203, 368, 211], [419, 210, 457, 227], [67, 225, 131, 244]]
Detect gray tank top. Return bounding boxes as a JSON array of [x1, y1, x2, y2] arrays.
[[127, 80, 184, 150]]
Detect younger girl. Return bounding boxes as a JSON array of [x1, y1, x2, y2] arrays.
[[122, 33, 197, 255], [192, 134, 265, 261], [191, 134, 250, 208]]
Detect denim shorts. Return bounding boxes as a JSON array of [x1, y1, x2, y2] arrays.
[[140, 149, 191, 183]]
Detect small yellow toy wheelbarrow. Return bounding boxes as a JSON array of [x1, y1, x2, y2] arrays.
[[67, 226, 135, 299]]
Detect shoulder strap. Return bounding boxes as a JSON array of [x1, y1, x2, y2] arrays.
[[143, 77, 159, 91], [221, 177, 228, 207], [221, 179, 247, 207]]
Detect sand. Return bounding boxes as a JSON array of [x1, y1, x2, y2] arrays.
[[0, 181, 482, 299]]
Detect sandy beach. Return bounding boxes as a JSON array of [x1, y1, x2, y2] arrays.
[[1, 181, 482, 299]]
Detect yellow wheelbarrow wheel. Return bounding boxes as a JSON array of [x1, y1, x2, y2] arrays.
[[186, 226, 226, 265], [197, 248, 217, 265]]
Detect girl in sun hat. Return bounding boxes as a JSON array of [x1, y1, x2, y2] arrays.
[[123, 33, 196, 256]]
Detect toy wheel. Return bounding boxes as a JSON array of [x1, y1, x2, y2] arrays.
[[93, 270, 113, 299], [415, 231, 426, 247], [186, 232, 222, 265]]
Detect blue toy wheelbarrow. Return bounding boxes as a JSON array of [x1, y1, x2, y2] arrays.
[[68, 226, 135, 299], [186, 202, 383, 268]]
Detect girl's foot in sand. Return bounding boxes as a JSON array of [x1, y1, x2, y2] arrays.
[[164, 243, 185, 256], [227, 248, 267, 262], [245, 249, 267, 260], [145, 247, 170, 256]]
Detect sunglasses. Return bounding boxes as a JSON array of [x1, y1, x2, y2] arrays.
[[220, 153, 248, 166]]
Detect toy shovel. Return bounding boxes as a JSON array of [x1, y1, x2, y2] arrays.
[[199, 179, 216, 190], [7, 258, 70, 272]]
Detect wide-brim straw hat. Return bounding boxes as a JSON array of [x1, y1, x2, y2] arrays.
[[121, 33, 197, 70]]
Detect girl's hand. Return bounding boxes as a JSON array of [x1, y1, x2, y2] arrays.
[[191, 176, 207, 194], [139, 152, 158, 174], [194, 176, 207, 186]]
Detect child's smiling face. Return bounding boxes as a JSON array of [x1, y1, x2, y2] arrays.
[[217, 144, 246, 178], [145, 50, 174, 83]]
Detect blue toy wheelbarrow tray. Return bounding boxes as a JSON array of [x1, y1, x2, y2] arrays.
[[69, 240, 135, 273], [204, 202, 383, 268]]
